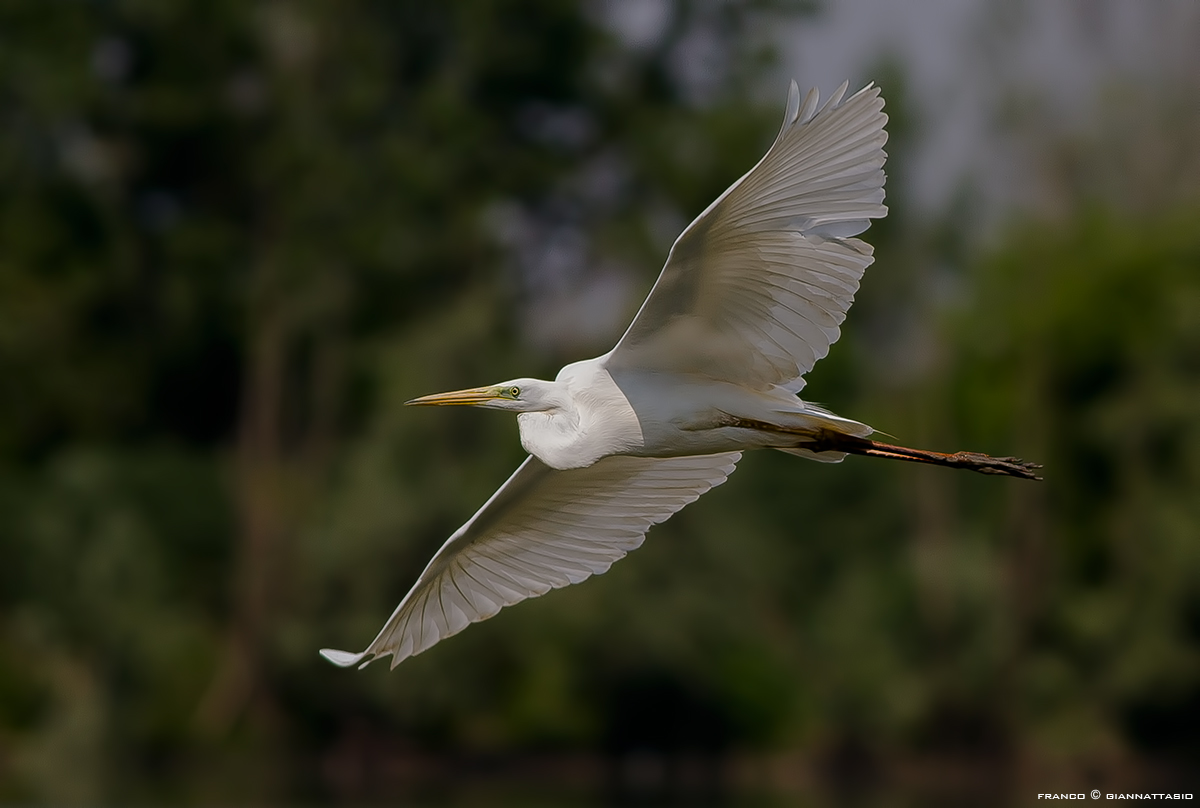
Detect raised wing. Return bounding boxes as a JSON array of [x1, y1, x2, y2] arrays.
[[607, 81, 888, 393], [320, 451, 741, 669]]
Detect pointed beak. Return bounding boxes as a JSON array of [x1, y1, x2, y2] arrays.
[[404, 385, 500, 407]]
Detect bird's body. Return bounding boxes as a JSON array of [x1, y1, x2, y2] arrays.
[[515, 357, 871, 470], [322, 80, 1040, 671]]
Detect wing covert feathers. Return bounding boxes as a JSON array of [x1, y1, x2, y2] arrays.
[[320, 452, 741, 669]]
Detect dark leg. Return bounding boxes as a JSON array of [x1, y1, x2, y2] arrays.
[[805, 430, 1043, 480]]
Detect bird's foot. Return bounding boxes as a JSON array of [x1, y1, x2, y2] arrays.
[[943, 452, 1044, 481]]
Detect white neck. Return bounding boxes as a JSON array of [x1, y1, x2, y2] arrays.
[[515, 362, 642, 469]]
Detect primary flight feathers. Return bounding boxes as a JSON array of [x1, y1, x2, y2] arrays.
[[609, 80, 886, 393]]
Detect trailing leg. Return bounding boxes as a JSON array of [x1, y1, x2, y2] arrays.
[[803, 429, 1043, 480]]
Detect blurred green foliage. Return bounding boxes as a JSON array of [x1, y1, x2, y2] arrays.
[[1, 0, 1198, 804]]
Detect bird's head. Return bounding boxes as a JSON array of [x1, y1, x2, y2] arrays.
[[405, 378, 563, 413]]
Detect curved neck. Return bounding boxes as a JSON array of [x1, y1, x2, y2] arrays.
[[517, 405, 587, 469]]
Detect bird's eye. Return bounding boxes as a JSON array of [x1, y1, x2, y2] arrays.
[[508, 386, 520, 398]]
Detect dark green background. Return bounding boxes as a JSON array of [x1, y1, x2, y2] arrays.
[[2, 1, 1197, 804]]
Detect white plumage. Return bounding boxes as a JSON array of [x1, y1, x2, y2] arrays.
[[609, 80, 885, 394], [322, 79, 1038, 671], [321, 452, 739, 668]]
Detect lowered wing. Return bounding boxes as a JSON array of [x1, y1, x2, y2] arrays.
[[321, 451, 741, 669]]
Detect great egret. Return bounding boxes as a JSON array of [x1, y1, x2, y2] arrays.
[[322, 80, 1040, 671]]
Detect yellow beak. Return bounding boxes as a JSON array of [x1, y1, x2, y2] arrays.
[[404, 386, 501, 406]]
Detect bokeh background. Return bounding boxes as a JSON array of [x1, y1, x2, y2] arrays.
[[2, 0, 1199, 805]]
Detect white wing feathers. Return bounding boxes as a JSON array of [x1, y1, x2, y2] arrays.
[[607, 81, 888, 393], [321, 452, 740, 669]]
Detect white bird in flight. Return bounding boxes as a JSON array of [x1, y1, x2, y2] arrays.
[[322, 80, 1040, 671]]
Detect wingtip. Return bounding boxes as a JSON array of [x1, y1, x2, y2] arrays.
[[788, 78, 883, 127], [785, 80, 801, 124], [797, 84, 821, 125], [820, 80, 850, 113], [319, 647, 367, 668], [850, 81, 883, 107]]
